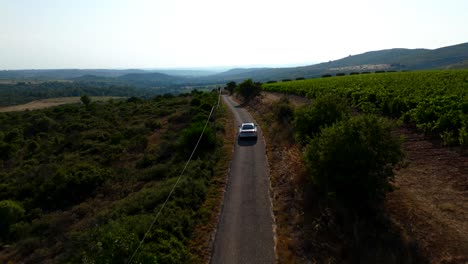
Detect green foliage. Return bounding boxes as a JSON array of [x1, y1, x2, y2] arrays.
[[272, 97, 294, 124], [264, 70, 468, 145], [36, 163, 109, 209], [293, 94, 350, 144], [236, 79, 261, 101], [0, 200, 25, 240], [304, 115, 403, 207], [82, 214, 189, 264], [80, 94, 91, 106], [225, 81, 236, 95], [0, 81, 144, 107], [178, 122, 216, 158], [0, 91, 222, 262]]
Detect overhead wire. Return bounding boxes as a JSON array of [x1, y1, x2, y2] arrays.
[[127, 88, 222, 263]]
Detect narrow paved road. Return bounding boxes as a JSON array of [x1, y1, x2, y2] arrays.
[[211, 95, 275, 264]]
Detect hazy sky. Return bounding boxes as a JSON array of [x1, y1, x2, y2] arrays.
[[1, 0, 467, 69]]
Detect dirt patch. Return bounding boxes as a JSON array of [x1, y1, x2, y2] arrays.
[[386, 128, 468, 263], [0, 96, 124, 112]]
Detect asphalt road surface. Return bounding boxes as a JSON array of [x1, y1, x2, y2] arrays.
[[211, 95, 275, 264]]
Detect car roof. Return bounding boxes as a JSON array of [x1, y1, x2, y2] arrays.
[[241, 122, 255, 126]]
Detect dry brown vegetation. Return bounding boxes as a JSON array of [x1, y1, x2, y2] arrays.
[[387, 127, 468, 263], [248, 91, 468, 263], [0, 96, 124, 112], [243, 92, 310, 263]]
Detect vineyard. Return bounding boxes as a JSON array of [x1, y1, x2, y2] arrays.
[[263, 70, 468, 146]]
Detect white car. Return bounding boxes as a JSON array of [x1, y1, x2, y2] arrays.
[[238, 122, 258, 139]]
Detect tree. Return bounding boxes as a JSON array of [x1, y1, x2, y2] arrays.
[[293, 94, 350, 144], [225, 81, 236, 95], [237, 79, 261, 101], [80, 94, 91, 106], [304, 115, 403, 208]]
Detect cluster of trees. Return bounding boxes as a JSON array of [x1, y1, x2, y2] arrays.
[[224, 79, 261, 101], [0, 81, 183, 107], [270, 94, 403, 208], [0, 90, 223, 262]]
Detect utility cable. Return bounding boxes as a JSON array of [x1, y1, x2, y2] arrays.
[[127, 89, 221, 263]]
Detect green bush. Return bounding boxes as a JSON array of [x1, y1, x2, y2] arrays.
[[0, 200, 25, 240], [304, 115, 403, 207], [236, 79, 261, 101], [272, 96, 294, 124], [225, 81, 236, 95], [293, 94, 350, 144], [36, 163, 108, 209], [178, 122, 216, 158]]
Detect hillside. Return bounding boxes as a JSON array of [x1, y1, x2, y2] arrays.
[[206, 42, 468, 82], [0, 91, 227, 263], [1, 42, 467, 91]]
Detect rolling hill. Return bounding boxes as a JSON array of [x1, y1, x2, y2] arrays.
[[207, 42, 468, 82], [1, 42, 467, 87]]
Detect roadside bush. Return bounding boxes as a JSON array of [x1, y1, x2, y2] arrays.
[[304, 115, 403, 208], [293, 94, 350, 144], [225, 81, 237, 95], [272, 97, 294, 124], [236, 79, 261, 101]]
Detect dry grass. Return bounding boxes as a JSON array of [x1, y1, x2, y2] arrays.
[[386, 127, 468, 263], [242, 92, 309, 263], [0, 96, 124, 112]]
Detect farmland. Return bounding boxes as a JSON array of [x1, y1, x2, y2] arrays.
[[263, 70, 468, 146], [0, 96, 124, 112]]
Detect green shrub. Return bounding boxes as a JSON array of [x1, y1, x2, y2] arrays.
[[293, 94, 350, 144], [178, 122, 216, 158], [440, 130, 457, 146], [0, 200, 25, 240], [190, 98, 201, 106], [459, 122, 468, 147], [304, 115, 403, 207], [272, 96, 294, 124], [236, 79, 261, 101], [225, 81, 236, 95], [145, 120, 162, 130], [36, 163, 108, 209]]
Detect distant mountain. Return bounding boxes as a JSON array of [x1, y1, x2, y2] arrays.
[[208, 42, 468, 82], [1, 42, 467, 88], [152, 69, 219, 77], [0, 69, 148, 80], [117, 72, 188, 87]]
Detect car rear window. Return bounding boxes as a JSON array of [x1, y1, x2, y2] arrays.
[[242, 124, 254, 129]]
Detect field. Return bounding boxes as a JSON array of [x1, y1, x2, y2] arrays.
[[247, 91, 468, 263], [259, 71, 468, 262], [0, 96, 124, 112], [263, 70, 468, 146]]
